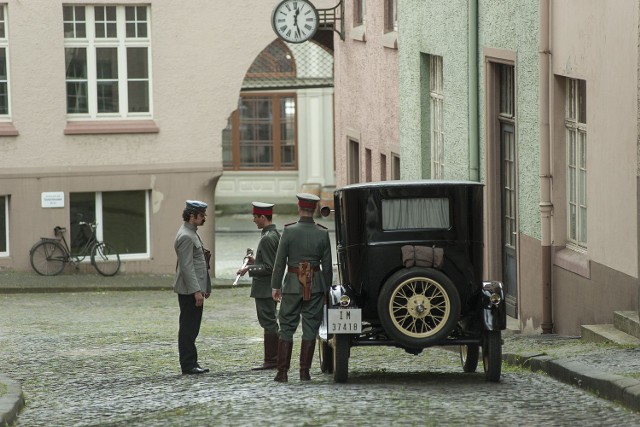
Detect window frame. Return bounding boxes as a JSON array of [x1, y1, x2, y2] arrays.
[[565, 78, 588, 250], [384, 0, 398, 33], [63, 5, 153, 121], [70, 190, 150, 259], [223, 92, 298, 171], [354, 0, 366, 26], [0, 4, 13, 121], [429, 55, 444, 179]]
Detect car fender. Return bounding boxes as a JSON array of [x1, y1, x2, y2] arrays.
[[482, 281, 507, 331]]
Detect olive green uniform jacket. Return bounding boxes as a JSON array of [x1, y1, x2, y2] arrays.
[[248, 224, 281, 298], [271, 217, 332, 340]]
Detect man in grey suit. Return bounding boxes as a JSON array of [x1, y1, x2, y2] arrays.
[[174, 200, 212, 375]]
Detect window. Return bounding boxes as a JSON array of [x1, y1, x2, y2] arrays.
[[348, 139, 360, 184], [380, 153, 387, 181], [382, 198, 450, 230], [63, 5, 152, 118], [430, 55, 444, 179], [354, 0, 366, 25], [365, 148, 372, 182], [391, 153, 400, 180], [566, 78, 587, 248], [384, 0, 398, 32], [70, 190, 149, 257], [223, 94, 297, 170], [0, 195, 8, 256], [0, 5, 11, 117]]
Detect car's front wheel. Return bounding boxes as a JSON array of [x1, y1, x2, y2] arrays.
[[482, 330, 502, 382], [377, 267, 461, 348], [318, 336, 333, 373], [332, 334, 350, 383], [460, 344, 479, 373]]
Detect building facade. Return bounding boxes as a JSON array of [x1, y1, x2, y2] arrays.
[[333, 0, 400, 187], [398, 0, 639, 335], [0, 0, 334, 275]]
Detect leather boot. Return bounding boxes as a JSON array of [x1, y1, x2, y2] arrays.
[[299, 339, 316, 381], [274, 339, 293, 382], [252, 332, 279, 370]]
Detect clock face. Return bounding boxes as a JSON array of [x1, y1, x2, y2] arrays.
[[271, 0, 319, 43]]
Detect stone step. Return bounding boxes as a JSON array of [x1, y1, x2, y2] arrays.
[[614, 311, 640, 340], [580, 323, 640, 346]]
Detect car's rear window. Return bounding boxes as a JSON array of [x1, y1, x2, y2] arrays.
[[381, 197, 450, 230]]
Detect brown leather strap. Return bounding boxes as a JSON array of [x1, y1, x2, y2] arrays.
[[288, 265, 320, 274]]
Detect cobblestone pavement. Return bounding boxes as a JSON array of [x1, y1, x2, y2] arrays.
[[2, 289, 640, 426]]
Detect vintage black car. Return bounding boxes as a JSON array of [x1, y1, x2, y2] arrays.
[[318, 180, 506, 383]]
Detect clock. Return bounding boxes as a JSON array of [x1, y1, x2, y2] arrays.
[[271, 0, 320, 43]]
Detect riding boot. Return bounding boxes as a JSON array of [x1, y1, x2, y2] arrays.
[[252, 332, 278, 370], [274, 339, 293, 382], [299, 339, 316, 381]]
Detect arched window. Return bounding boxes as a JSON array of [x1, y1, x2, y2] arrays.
[[246, 39, 296, 78], [223, 38, 333, 170]]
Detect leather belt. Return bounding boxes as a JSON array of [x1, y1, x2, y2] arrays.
[[288, 265, 320, 274]]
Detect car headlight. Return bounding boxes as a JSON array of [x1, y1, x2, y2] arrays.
[[339, 295, 351, 307], [482, 281, 503, 307]]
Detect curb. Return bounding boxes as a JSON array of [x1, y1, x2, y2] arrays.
[[0, 375, 24, 427], [504, 352, 640, 413], [0, 280, 250, 294]]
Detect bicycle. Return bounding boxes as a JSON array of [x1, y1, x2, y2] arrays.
[[29, 222, 121, 276]]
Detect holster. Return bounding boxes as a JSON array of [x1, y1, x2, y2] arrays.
[[203, 248, 212, 270], [297, 261, 314, 301]]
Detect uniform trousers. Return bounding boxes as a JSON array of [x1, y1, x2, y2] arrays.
[[178, 293, 203, 370], [254, 297, 279, 333], [278, 292, 324, 341]]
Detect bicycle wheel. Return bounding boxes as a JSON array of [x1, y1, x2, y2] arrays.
[[30, 240, 66, 276], [91, 242, 121, 276]]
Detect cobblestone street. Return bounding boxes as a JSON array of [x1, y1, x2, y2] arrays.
[[2, 288, 640, 426]]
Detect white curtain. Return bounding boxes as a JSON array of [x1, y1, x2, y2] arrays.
[[382, 198, 449, 230]]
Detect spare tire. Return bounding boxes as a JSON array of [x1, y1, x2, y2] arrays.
[[377, 267, 461, 348]]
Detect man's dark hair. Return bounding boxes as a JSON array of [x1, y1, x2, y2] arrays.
[[182, 208, 196, 222]]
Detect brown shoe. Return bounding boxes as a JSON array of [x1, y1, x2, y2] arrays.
[[274, 339, 293, 382], [299, 339, 316, 381]]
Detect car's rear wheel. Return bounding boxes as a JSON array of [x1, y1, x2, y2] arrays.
[[332, 334, 349, 383], [318, 336, 333, 373], [377, 267, 461, 348], [482, 330, 502, 382], [460, 344, 479, 373]]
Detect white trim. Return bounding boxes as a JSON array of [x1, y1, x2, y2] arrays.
[[0, 4, 12, 119], [64, 5, 153, 120]]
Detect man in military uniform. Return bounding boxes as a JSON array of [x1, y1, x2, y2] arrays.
[[271, 193, 332, 382], [237, 201, 281, 370], [173, 200, 212, 375]]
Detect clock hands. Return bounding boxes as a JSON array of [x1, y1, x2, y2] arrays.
[[293, 6, 301, 40]]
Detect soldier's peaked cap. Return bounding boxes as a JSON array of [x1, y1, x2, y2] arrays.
[[252, 201, 274, 215], [296, 192, 320, 210], [185, 200, 208, 213]]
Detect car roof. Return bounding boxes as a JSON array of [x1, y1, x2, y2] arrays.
[[340, 179, 484, 191]]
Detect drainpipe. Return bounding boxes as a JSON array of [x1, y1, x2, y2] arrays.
[[539, 0, 553, 333], [468, 0, 479, 182]]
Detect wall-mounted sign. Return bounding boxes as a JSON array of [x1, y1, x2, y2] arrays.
[[41, 192, 65, 208]]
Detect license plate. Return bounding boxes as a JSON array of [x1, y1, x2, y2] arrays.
[[328, 308, 362, 334]]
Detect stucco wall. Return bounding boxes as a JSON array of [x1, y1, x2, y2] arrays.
[[399, 0, 470, 181], [334, 0, 400, 187], [551, 0, 639, 279], [0, 0, 304, 274]]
